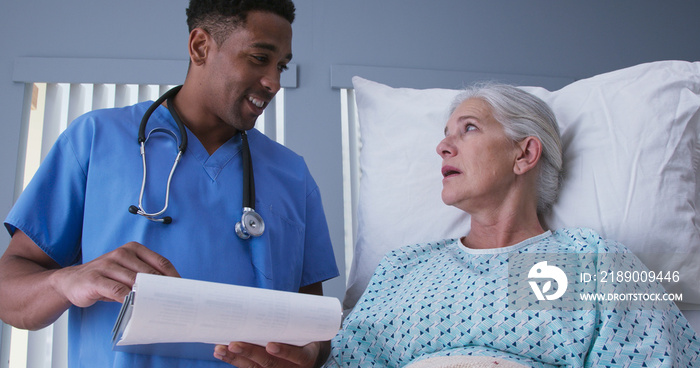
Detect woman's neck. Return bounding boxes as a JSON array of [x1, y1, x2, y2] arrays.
[[462, 205, 545, 250]]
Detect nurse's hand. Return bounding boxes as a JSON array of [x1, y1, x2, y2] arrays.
[[0, 231, 180, 330], [214, 341, 328, 368], [51, 241, 180, 308]]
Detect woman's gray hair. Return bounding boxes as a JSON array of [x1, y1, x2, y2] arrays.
[[449, 83, 564, 215]]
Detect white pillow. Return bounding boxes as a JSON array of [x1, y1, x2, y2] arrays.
[[344, 60, 700, 311]]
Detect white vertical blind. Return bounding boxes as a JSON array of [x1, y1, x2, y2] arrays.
[[339, 88, 361, 280], [0, 323, 10, 368], [4, 82, 284, 368], [114, 84, 137, 108], [67, 84, 90, 125], [91, 84, 115, 110], [274, 89, 286, 145], [41, 84, 68, 162]]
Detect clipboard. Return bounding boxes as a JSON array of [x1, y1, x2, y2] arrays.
[[111, 290, 217, 360], [110, 274, 342, 361]]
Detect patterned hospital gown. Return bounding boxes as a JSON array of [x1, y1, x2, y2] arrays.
[[329, 228, 700, 367]]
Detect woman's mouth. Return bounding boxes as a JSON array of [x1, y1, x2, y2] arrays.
[[442, 165, 461, 178]]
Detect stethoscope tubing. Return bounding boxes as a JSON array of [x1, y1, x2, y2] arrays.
[[241, 130, 254, 209], [135, 143, 182, 218], [131, 85, 264, 238], [138, 85, 187, 152]]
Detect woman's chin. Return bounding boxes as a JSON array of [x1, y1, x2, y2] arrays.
[[441, 192, 459, 208]]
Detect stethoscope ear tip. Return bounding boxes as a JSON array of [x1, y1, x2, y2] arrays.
[[128, 205, 139, 214]]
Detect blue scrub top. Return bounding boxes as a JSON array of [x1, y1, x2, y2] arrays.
[[5, 101, 339, 367]]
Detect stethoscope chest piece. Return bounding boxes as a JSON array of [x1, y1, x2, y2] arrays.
[[235, 208, 265, 239]]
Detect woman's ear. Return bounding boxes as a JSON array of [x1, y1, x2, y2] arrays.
[[188, 28, 211, 66], [513, 136, 542, 175]]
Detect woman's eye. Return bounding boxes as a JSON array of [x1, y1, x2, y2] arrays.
[[464, 124, 476, 132]]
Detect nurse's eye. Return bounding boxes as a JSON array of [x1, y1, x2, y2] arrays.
[[278, 63, 289, 73], [251, 55, 269, 64]]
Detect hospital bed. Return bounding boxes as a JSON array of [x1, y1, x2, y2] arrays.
[[334, 60, 700, 331]]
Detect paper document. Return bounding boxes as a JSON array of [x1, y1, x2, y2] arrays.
[[112, 273, 342, 353]]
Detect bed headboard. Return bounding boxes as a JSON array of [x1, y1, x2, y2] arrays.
[[334, 61, 700, 329]]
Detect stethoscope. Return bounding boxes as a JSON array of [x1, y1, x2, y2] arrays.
[[128, 85, 265, 239]]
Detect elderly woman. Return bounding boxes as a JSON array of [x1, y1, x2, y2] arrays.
[[326, 84, 699, 367]]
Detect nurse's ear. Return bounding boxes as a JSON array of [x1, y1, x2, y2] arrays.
[[188, 27, 211, 66], [513, 136, 542, 175]]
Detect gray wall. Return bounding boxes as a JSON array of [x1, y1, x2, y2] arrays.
[[2, 0, 700, 300]]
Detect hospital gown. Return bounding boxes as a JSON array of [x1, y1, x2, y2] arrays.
[[329, 228, 699, 367]]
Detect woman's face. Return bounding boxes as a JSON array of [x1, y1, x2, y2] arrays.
[[436, 98, 519, 212]]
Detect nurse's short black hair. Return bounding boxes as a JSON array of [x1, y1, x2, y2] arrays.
[[186, 0, 295, 46]]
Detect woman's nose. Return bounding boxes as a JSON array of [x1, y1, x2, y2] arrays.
[[436, 136, 455, 158]]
